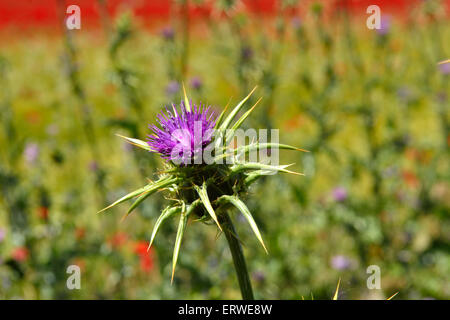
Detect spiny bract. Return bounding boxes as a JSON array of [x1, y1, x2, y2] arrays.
[[99, 86, 307, 282]]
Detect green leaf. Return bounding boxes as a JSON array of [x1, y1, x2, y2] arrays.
[[171, 210, 188, 283], [148, 206, 182, 251], [194, 182, 222, 231], [219, 86, 257, 131], [116, 134, 152, 151], [218, 195, 268, 254], [124, 177, 181, 218]]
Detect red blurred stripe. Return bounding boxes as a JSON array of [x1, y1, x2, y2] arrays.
[[0, 0, 448, 30]]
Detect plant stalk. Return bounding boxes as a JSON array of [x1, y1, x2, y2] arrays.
[[221, 212, 254, 300]]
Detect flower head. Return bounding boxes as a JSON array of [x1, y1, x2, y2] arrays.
[[147, 102, 216, 165], [101, 87, 307, 283]]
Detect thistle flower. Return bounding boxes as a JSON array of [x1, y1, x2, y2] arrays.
[[147, 102, 216, 165], [99, 86, 307, 297]]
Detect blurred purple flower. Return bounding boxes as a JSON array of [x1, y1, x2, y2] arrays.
[[241, 46, 253, 61], [24, 143, 39, 164], [190, 76, 202, 90], [166, 81, 180, 96], [397, 86, 412, 103], [252, 270, 265, 283], [438, 62, 450, 75], [291, 17, 302, 29], [436, 91, 447, 103], [0, 228, 5, 243], [89, 161, 98, 172], [161, 27, 174, 40], [46, 124, 59, 136], [377, 16, 391, 35], [331, 255, 353, 270], [332, 187, 347, 202]]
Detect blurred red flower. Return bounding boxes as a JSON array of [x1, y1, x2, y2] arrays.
[[75, 227, 86, 240], [11, 247, 29, 262], [134, 241, 154, 273], [38, 206, 49, 220], [108, 232, 128, 248], [402, 170, 419, 188]]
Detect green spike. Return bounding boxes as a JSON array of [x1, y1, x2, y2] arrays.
[[194, 182, 222, 231], [218, 195, 268, 254], [214, 96, 232, 129], [171, 210, 188, 283], [333, 278, 341, 300], [116, 134, 152, 151], [214, 143, 308, 162], [231, 162, 304, 176], [225, 97, 262, 144], [182, 82, 191, 112], [147, 206, 182, 251], [123, 177, 181, 218], [219, 86, 257, 131]]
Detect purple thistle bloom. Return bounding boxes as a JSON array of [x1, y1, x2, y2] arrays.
[[332, 187, 347, 202], [147, 102, 216, 166]]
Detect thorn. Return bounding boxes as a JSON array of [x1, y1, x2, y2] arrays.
[[387, 292, 399, 300], [333, 278, 341, 300]]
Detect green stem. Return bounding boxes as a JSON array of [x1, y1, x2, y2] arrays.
[[221, 212, 254, 300]]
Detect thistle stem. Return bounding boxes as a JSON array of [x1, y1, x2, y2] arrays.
[[221, 212, 254, 300]]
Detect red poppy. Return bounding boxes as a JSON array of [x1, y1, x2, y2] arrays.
[[134, 241, 154, 273], [75, 228, 86, 240], [402, 170, 419, 188], [12, 247, 29, 262], [108, 232, 128, 248], [38, 206, 49, 220]]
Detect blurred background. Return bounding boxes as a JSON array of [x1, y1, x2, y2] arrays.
[[0, 0, 449, 299]]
